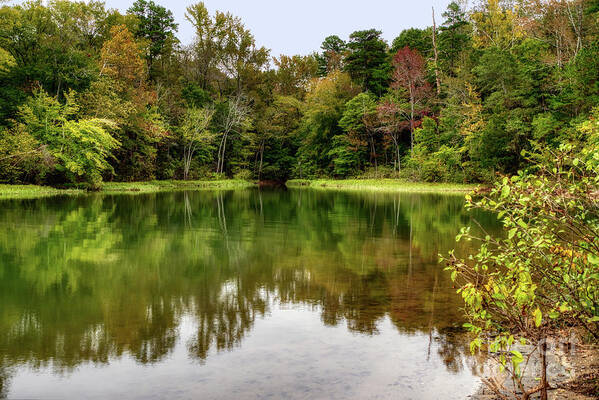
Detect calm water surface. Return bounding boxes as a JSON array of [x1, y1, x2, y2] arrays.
[[0, 189, 498, 399]]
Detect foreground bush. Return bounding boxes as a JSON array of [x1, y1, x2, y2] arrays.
[[445, 113, 599, 399]]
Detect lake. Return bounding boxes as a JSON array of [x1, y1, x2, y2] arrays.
[[0, 188, 498, 399]]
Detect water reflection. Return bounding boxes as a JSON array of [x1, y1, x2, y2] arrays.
[[0, 189, 498, 399]]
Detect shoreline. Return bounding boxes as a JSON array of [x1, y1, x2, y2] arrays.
[[0, 179, 480, 200], [469, 333, 599, 400], [0, 180, 255, 200], [287, 179, 480, 193]]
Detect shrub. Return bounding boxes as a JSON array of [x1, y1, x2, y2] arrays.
[[233, 169, 253, 181], [444, 116, 599, 399]]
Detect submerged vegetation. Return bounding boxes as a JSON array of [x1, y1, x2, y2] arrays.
[[2, 0, 599, 187]]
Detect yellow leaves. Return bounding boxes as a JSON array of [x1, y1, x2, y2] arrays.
[[533, 307, 542, 327], [550, 245, 580, 260], [0, 48, 15, 73], [305, 71, 356, 118], [459, 83, 485, 138], [471, 0, 525, 49], [100, 25, 146, 87]]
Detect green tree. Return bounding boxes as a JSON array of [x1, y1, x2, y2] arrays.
[[327, 134, 360, 177], [0, 124, 52, 183], [317, 35, 347, 76], [339, 92, 378, 172], [83, 24, 165, 180], [390, 28, 433, 57], [254, 96, 303, 181], [19, 89, 119, 187], [438, 1, 471, 74], [219, 14, 269, 95], [0, 1, 105, 118], [296, 71, 358, 177], [184, 2, 227, 91], [344, 29, 391, 96], [181, 106, 215, 180], [272, 54, 318, 98], [127, 0, 178, 80]]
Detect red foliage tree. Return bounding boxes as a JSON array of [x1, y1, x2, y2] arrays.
[[391, 47, 431, 152]]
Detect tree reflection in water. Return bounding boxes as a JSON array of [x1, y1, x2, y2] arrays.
[[0, 189, 499, 395]]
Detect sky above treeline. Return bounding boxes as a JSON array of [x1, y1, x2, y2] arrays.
[[96, 0, 456, 57]]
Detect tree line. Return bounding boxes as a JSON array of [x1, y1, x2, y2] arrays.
[[1, 0, 599, 187]]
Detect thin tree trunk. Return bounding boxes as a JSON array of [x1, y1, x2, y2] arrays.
[[409, 84, 415, 154], [184, 146, 189, 180], [216, 134, 225, 174], [219, 133, 228, 174], [258, 140, 264, 180], [370, 135, 377, 177], [540, 339, 548, 400], [394, 136, 401, 173], [566, 1, 583, 56], [217, 131, 229, 174], [432, 7, 441, 96]]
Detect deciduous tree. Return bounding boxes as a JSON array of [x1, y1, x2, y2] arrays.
[[391, 47, 432, 153]]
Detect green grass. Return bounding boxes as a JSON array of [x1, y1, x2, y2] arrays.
[[0, 179, 478, 200], [286, 179, 479, 193], [0, 184, 82, 199], [0, 180, 255, 200], [101, 179, 255, 193]]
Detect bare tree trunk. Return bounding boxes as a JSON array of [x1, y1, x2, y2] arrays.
[[566, 0, 583, 56], [184, 145, 190, 180], [216, 134, 225, 174], [432, 7, 441, 96], [258, 140, 264, 180], [393, 136, 401, 173], [218, 133, 228, 174], [370, 136, 377, 177], [183, 140, 198, 180], [409, 84, 415, 154], [540, 339, 548, 400]]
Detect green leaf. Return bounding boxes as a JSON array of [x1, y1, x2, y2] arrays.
[[511, 350, 523, 365], [533, 308, 542, 327], [508, 228, 517, 239]]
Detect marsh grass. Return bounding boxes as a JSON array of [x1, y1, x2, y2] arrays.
[[101, 180, 254, 193], [0, 179, 477, 200], [0, 184, 82, 199], [0, 180, 255, 199], [287, 179, 478, 193]]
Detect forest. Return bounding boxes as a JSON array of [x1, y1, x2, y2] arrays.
[[0, 0, 599, 188]]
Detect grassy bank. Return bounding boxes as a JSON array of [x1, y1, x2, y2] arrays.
[[0, 180, 254, 200], [287, 179, 479, 193], [101, 179, 254, 193], [0, 184, 83, 199], [0, 179, 478, 200]]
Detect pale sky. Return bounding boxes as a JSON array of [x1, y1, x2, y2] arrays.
[[101, 0, 456, 57]]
